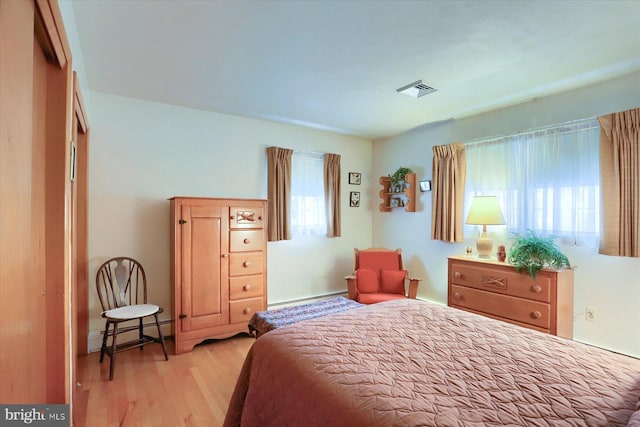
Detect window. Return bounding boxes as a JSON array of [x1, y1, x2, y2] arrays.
[[291, 151, 326, 236], [464, 118, 600, 248]]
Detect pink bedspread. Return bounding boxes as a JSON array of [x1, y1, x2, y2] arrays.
[[225, 299, 640, 426]]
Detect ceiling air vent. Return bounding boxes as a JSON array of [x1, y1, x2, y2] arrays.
[[396, 80, 437, 98]]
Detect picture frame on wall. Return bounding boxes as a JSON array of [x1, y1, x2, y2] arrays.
[[348, 172, 361, 185], [350, 191, 360, 207], [419, 180, 431, 192]]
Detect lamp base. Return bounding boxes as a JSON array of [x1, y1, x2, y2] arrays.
[[476, 232, 493, 258]]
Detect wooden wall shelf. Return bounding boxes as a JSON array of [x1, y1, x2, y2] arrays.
[[379, 173, 416, 212]]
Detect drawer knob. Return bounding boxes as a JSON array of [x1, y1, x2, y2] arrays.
[[243, 261, 250, 267], [258, 216, 263, 220], [221, 253, 227, 258], [230, 215, 235, 219], [243, 307, 252, 315], [530, 311, 542, 319], [243, 238, 251, 244], [243, 284, 252, 291], [531, 285, 542, 293], [454, 272, 461, 278], [453, 292, 461, 299]]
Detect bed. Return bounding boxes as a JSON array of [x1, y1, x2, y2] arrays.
[[225, 299, 640, 426]]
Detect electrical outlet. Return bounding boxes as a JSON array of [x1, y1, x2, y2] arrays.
[[585, 306, 598, 322]]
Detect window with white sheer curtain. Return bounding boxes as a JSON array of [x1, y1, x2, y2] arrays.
[[291, 151, 327, 237], [464, 118, 601, 248]]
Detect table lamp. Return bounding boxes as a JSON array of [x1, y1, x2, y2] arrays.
[[465, 196, 506, 258]]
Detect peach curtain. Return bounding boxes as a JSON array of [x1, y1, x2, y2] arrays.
[[266, 146, 293, 241], [323, 153, 341, 237], [598, 108, 640, 257], [431, 142, 466, 242]]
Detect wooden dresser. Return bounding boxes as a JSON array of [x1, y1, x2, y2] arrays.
[[170, 197, 267, 354], [447, 255, 574, 338]]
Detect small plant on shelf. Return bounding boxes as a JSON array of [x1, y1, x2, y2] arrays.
[[390, 167, 413, 189], [508, 229, 570, 279]]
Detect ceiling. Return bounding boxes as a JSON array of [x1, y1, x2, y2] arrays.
[[71, 0, 640, 140]]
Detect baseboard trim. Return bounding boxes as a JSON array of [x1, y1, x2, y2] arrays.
[[417, 297, 446, 306], [87, 293, 352, 353]]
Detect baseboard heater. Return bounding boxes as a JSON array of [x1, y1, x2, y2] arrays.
[[268, 290, 348, 309]]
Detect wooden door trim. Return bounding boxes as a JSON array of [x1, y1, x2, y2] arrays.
[[0, 0, 47, 404], [34, 0, 71, 67], [73, 73, 88, 132], [73, 71, 89, 357], [34, 0, 74, 404]]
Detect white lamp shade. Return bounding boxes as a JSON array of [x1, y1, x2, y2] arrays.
[[466, 196, 506, 225]]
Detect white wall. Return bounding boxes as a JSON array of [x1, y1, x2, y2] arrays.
[[58, 0, 90, 110], [61, 2, 638, 356], [87, 92, 373, 339], [372, 71, 640, 357]]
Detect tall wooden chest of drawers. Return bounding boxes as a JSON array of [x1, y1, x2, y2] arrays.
[[448, 256, 574, 338], [170, 197, 267, 354]]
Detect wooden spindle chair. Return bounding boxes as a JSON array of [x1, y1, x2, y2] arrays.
[[95, 257, 168, 380]]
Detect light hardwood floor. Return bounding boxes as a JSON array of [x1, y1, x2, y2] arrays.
[[74, 334, 255, 426]]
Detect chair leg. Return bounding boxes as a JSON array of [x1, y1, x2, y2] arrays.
[[139, 317, 144, 351], [99, 320, 110, 363], [109, 322, 119, 380], [154, 313, 169, 361]]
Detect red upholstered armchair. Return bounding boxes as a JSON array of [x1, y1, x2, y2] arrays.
[[345, 248, 421, 304]]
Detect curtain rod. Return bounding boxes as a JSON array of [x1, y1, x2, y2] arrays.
[[294, 149, 325, 157], [463, 117, 598, 146]]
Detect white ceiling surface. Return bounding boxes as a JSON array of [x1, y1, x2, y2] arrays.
[[72, 0, 640, 140]]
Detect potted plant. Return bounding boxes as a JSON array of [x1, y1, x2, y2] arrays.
[[390, 167, 413, 190], [508, 230, 571, 279]]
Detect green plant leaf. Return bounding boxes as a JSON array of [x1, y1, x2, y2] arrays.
[[507, 229, 570, 278], [391, 167, 413, 186]]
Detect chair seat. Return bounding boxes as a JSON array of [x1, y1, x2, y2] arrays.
[[103, 303, 160, 320], [357, 293, 407, 305]]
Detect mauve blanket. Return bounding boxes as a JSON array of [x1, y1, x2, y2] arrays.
[[224, 299, 640, 427]]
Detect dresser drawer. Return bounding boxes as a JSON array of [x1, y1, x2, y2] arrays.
[[449, 261, 551, 303], [229, 206, 265, 229], [229, 275, 263, 300], [229, 297, 264, 324], [463, 308, 550, 334], [230, 230, 265, 252], [229, 252, 264, 276], [450, 284, 550, 329]]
